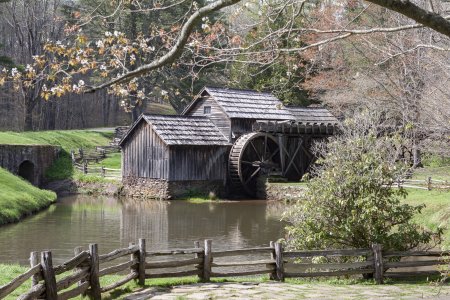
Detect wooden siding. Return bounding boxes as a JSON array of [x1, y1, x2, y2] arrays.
[[185, 97, 231, 142], [168, 146, 229, 181], [231, 118, 256, 140], [122, 121, 170, 179]]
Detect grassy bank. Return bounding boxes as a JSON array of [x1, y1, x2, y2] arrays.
[[403, 188, 450, 249], [0, 168, 56, 225], [0, 130, 113, 149]]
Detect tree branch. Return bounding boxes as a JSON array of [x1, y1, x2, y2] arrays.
[[85, 0, 240, 93], [365, 0, 450, 37]]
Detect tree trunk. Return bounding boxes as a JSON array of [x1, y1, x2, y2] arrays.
[[24, 103, 34, 131], [413, 145, 422, 168]]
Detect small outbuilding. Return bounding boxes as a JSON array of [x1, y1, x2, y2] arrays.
[[120, 114, 231, 199]]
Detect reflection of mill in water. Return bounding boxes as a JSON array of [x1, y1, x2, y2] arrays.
[[120, 200, 169, 250], [119, 200, 285, 251]]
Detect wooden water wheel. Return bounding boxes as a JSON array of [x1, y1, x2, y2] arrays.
[[228, 132, 281, 197]]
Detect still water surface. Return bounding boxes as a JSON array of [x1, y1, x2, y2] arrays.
[[0, 195, 286, 265]]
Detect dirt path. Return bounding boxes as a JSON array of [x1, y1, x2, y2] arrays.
[[123, 282, 450, 299]]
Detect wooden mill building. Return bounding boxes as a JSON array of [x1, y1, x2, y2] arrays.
[[120, 87, 338, 199]]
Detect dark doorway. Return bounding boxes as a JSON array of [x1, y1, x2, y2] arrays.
[[18, 160, 35, 184]]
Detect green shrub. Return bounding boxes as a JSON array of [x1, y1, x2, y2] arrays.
[[284, 114, 438, 251]]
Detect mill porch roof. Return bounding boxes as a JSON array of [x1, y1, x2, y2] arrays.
[[119, 114, 230, 147], [286, 106, 339, 125]]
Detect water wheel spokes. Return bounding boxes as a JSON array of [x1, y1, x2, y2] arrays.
[[228, 132, 281, 197]]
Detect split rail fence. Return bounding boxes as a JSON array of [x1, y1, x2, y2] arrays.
[[1, 240, 449, 299], [395, 176, 450, 190], [71, 148, 122, 179]]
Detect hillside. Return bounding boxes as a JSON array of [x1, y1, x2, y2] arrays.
[[0, 130, 113, 150], [0, 167, 57, 225]]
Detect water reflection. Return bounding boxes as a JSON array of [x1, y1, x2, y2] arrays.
[[0, 195, 286, 265]]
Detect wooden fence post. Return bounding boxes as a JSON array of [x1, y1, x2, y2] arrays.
[[88, 244, 101, 300], [83, 161, 88, 174], [30, 252, 39, 287], [101, 166, 105, 177], [70, 150, 75, 164], [41, 251, 57, 300], [269, 241, 276, 280], [372, 244, 384, 284], [194, 241, 203, 281], [74, 246, 87, 297], [203, 240, 212, 282], [427, 177, 432, 191], [138, 239, 146, 286], [274, 242, 284, 282]]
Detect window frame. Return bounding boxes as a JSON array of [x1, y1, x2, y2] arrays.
[[203, 106, 211, 114]]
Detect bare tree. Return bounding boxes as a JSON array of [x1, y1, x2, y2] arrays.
[[0, 0, 65, 130]]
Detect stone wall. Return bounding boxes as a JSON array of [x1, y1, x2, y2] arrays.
[[0, 144, 60, 187], [122, 177, 169, 199], [122, 177, 225, 199]]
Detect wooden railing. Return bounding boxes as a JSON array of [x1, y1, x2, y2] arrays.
[[394, 176, 450, 190], [1, 240, 449, 299], [70, 147, 122, 179], [73, 162, 122, 179]]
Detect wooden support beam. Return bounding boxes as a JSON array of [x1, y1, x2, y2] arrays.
[[278, 135, 286, 175], [284, 138, 302, 176]]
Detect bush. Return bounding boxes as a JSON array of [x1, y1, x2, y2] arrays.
[[284, 113, 439, 251]]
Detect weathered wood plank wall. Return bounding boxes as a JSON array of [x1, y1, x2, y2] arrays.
[[231, 118, 256, 141], [185, 97, 232, 142], [122, 122, 170, 179], [168, 146, 229, 181]]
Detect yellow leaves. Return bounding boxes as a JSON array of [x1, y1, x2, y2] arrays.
[[76, 34, 87, 45], [41, 90, 51, 101]]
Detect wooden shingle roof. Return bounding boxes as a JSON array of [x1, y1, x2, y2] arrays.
[[286, 106, 339, 125], [142, 115, 230, 146], [188, 87, 296, 120]]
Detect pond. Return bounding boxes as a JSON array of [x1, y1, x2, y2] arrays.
[[0, 195, 287, 265]]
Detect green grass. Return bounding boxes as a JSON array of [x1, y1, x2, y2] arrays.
[[147, 103, 177, 115], [268, 182, 308, 187], [0, 168, 56, 225], [412, 166, 450, 181], [91, 152, 122, 169], [403, 188, 450, 249], [0, 130, 113, 150]]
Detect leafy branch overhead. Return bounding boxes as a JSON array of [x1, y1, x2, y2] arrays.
[[0, 0, 448, 103]]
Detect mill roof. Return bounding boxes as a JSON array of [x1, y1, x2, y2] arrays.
[[120, 114, 230, 146], [286, 106, 339, 125], [183, 86, 296, 120]]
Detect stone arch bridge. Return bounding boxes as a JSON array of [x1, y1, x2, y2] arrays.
[[0, 145, 60, 187]]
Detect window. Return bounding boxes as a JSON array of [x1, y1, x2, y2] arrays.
[[204, 106, 211, 114]]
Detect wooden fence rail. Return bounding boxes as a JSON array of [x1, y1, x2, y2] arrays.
[[394, 176, 450, 190], [1, 240, 449, 299]]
